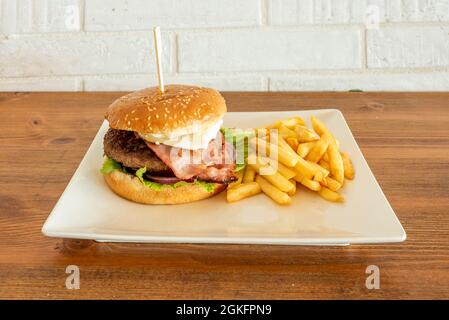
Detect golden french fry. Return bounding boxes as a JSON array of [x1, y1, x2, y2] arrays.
[[278, 125, 298, 140], [250, 137, 300, 167], [273, 161, 297, 180], [311, 116, 337, 145], [324, 176, 342, 191], [262, 171, 295, 193], [280, 117, 306, 128], [318, 187, 344, 202], [265, 120, 281, 129], [287, 179, 297, 196], [306, 160, 330, 178], [305, 137, 329, 163], [294, 173, 321, 191], [228, 170, 244, 189], [328, 143, 344, 184], [294, 125, 319, 142], [296, 142, 316, 158], [311, 116, 330, 136], [242, 165, 256, 183], [227, 182, 261, 203], [277, 135, 296, 153], [313, 171, 324, 182], [286, 137, 299, 151], [323, 152, 330, 162], [341, 152, 355, 180], [248, 157, 295, 193], [275, 146, 300, 168], [256, 156, 296, 180], [293, 157, 316, 180], [318, 159, 330, 171], [256, 176, 292, 205]]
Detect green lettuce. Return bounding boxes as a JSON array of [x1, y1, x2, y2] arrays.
[[100, 157, 216, 193], [193, 180, 216, 193], [135, 167, 165, 191], [100, 157, 122, 174], [221, 127, 255, 172]]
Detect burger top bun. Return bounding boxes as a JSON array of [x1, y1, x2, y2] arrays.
[[105, 84, 227, 136]]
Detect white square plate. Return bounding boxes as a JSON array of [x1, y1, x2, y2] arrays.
[[42, 110, 406, 245]]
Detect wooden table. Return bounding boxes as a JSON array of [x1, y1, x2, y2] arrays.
[[1, 92, 448, 299]]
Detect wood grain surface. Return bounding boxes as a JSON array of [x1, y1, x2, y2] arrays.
[[0, 92, 448, 300]]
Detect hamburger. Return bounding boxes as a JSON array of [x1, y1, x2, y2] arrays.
[[100, 84, 238, 204]]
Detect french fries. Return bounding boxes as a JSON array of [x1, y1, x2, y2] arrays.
[[248, 156, 295, 193], [306, 160, 330, 178], [242, 165, 256, 183], [227, 182, 261, 203], [305, 136, 329, 163], [280, 117, 306, 128], [318, 159, 330, 171], [250, 137, 300, 168], [293, 173, 321, 191], [318, 187, 344, 202], [256, 176, 291, 205], [266, 117, 306, 129], [341, 152, 355, 180], [293, 157, 316, 180], [328, 143, 344, 184], [278, 125, 298, 139], [275, 162, 297, 180], [287, 179, 297, 196], [294, 125, 319, 142], [277, 136, 297, 154], [286, 137, 299, 151], [297, 142, 315, 158], [324, 176, 342, 192], [311, 116, 336, 144], [228, 170, 244, 189], [313, 171, 324, 182], [227, 115, 354, 205]]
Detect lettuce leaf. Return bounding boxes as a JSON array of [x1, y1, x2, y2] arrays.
[[136, 167, 216, 192], [100, 157, 122, 174], [135, 167, 165, 191], [100, 159, 216, 193], [221, 127, 255, 172], [193, 180, 216, 193]]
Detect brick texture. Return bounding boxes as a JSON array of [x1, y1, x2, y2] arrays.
[[84, 0, 261, 31], [178, 29, 362, 72], [1, 0, 448, 91]]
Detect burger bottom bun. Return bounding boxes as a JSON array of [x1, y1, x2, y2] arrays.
[[103, 170, 226, 205]]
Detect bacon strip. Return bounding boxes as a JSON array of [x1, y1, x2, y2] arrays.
[[144, 132, 237, 183]]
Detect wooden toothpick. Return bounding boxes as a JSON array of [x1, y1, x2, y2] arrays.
[[153, 26, 164, 92]]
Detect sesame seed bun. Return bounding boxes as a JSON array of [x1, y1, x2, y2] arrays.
[[105, 84, 227, 135], [103, 170, 226, 205]]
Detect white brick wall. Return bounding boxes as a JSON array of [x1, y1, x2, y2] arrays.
[[1, 0, 448, 92]]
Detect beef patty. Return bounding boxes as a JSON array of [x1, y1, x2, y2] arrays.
[[103, 128, 172, 175]]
